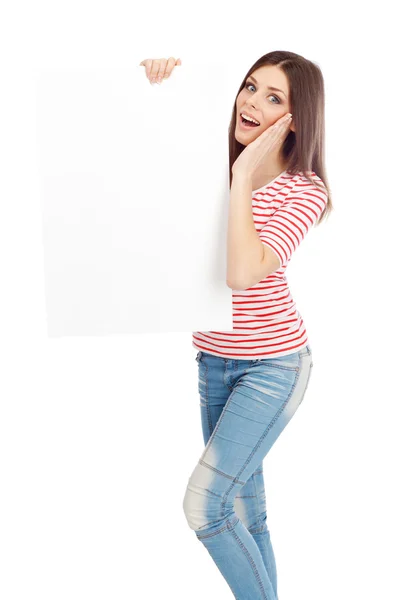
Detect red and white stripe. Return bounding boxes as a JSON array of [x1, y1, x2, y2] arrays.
[[192, 170, 328, 359]]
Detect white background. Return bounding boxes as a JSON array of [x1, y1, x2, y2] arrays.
[[1, 0, 399, 599]]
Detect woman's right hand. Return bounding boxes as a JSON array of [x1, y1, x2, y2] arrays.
[[139, 57, 182, 84]]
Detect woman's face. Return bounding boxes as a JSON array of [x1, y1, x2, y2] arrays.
[[235, 65, 293, 145]]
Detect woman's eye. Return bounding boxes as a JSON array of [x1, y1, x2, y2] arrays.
[[245, 82, 280, 104]]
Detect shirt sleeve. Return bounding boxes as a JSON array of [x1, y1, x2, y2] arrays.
[[258, 186, 328, 268]]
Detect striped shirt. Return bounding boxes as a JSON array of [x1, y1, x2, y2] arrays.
[[192, 169, 328, 359]]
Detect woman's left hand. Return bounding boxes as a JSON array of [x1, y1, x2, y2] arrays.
[[232, 113, 293, 179]]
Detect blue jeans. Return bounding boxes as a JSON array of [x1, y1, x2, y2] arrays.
[[183, 345, 314, 600]]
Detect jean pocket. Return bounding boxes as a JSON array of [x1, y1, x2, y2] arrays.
[[299, 344, 312, 358], [195, 351, 203, 363], [250, 353, 299, 372]]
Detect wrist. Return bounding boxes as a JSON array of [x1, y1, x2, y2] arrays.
[[232, 169, 252, 184]]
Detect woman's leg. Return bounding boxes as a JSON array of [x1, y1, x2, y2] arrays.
[[184, 347, 313, 600], [195, 351, 278, 596], [236, 465, 278, 599]]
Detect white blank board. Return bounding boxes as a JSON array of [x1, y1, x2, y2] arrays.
[[34, 64, 233, 337]]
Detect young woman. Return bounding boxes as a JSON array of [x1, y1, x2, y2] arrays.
[[140, 51, 332, 600]]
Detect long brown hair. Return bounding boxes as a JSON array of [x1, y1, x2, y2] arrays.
[[229, 50, 333, 226]]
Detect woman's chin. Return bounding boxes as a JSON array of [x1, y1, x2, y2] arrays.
[[235, 128, 255, 144]]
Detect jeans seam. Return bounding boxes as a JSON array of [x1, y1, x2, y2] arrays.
[[231, 367, 300, 489], [196, 514, 270, 599], [227, 518, 268, 599], [196, 515, 239, 539], [249, 363, 299, 372], [252, 468, 262, 530], [298, 353, 313, 403], [201, 360, 213, 438]]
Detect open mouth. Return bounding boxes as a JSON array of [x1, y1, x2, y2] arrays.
[[240, 114, 260, 128]]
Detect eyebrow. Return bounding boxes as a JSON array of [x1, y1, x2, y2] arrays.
[[247, 75, 287, 98]]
